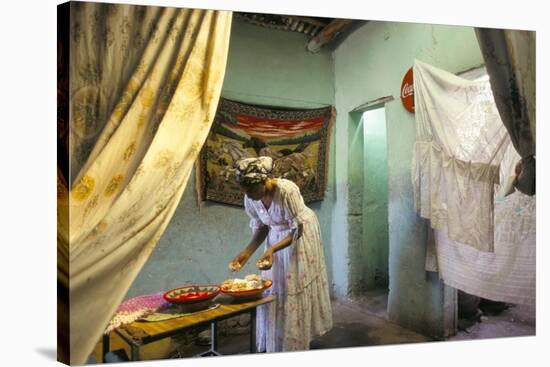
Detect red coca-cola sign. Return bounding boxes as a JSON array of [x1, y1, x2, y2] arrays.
[[401, 67, 414, 113]]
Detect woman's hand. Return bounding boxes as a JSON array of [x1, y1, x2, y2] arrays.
[[229, 251, 250, 272], [256, 248, 274, 270]]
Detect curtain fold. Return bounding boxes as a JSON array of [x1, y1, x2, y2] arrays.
[[62, 3, 232, 364], [475, 28, 536, 196], [412, 60, 510, 252]]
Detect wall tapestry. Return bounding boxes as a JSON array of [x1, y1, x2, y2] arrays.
[[197, 98, 335, 206]]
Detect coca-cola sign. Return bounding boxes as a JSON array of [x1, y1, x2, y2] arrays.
[[401, 67, 414, 113]]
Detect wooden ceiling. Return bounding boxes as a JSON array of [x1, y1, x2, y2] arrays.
[[236, 12, 365, 52]]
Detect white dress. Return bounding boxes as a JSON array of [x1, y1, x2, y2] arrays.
[[244, 178, 333, 352]]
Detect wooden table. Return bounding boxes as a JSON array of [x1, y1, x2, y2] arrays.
[[103, 294, 275, 361]]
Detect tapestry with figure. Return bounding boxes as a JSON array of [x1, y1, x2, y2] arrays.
[[198, 98, 335, 206]]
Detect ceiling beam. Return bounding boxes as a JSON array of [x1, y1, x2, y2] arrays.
[[306, 19, 355, 53], [285, 15, 329, 28]]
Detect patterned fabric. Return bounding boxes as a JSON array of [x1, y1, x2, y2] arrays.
[[105, 292, 168, 333], [234, 156, 273, 185], [105, 294, 221, 331], [412, 60, 510, 252], [244, 178, 333, 352], [197, 98, 335, 206], [475, 28, 536, 196], [62, 3, 232, 364]]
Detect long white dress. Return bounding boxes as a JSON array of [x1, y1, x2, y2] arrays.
[[244, 178, 333, 352]]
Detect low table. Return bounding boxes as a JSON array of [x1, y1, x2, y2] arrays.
[[103, 294, 275, 361]]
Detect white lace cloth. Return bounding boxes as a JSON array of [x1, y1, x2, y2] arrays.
[[244, 178, 333, 352], [412, 60, 510, 252], [433, 192, 535, 305], [426, 143, 536, 305]]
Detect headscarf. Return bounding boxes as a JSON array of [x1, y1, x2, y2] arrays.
[[234, 156, 273, 185]]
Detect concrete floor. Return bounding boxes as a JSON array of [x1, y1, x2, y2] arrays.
[[447, 303, 536, 342], [342, 287, 390, 319], [171, 294, 430, 359], [310, 299, 430, 350], [93, 293, 535, 363]]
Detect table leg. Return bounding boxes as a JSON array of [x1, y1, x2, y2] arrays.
[[249, 308, 257, 353], [102, 333, 110, 363], [211, 321, 218, 352], [198, 322, 221, 357], [131, 343, 140, 361]]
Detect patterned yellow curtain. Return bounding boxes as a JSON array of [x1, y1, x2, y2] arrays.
[[59, 3, 232, 364]]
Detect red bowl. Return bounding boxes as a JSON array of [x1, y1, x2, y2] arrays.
[[220, 279, 273, 300], [163, 285, 220, 304]]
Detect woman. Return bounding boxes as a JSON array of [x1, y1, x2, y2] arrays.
[[228, 156, 333, 353]]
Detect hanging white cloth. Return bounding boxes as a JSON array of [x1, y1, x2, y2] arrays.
[[413, 60, 536, 304], [430, 142, 536, 305], [412, 59, 510, 252]]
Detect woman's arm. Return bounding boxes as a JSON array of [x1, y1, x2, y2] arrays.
[[229, 224, 269, 272], [271, 223, 303, 253], [257, 223, 303, 270], [244, 224, 270, 256]]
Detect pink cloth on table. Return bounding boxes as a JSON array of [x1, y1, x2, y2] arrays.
[[105, 292, 170, 334]]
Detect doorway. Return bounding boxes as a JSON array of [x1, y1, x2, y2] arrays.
[[347, 105, 389, 318]]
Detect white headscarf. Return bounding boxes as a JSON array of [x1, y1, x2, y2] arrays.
[[234, 156, 273, 185]]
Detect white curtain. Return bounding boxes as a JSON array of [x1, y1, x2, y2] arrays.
[[412, 60, 510, 252], [414, 60, 536, 305], [430, 142, 536, 305], [59, 3, 232, 364]]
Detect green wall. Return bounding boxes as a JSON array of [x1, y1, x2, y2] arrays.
[[332, 21, 484, 336], [222, 19, 334, 109], [362, 108, 389, 288], [344, 108, 390, 294], [125, 17, 336, 299]]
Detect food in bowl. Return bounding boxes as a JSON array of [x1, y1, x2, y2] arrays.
[[176, 291, 210, 301], [221, 274, 263, 292], [220, 274, 272, 300], [163, 285, 220, 304]]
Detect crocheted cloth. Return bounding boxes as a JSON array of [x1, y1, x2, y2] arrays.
[[105, 292, 169, 334]]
